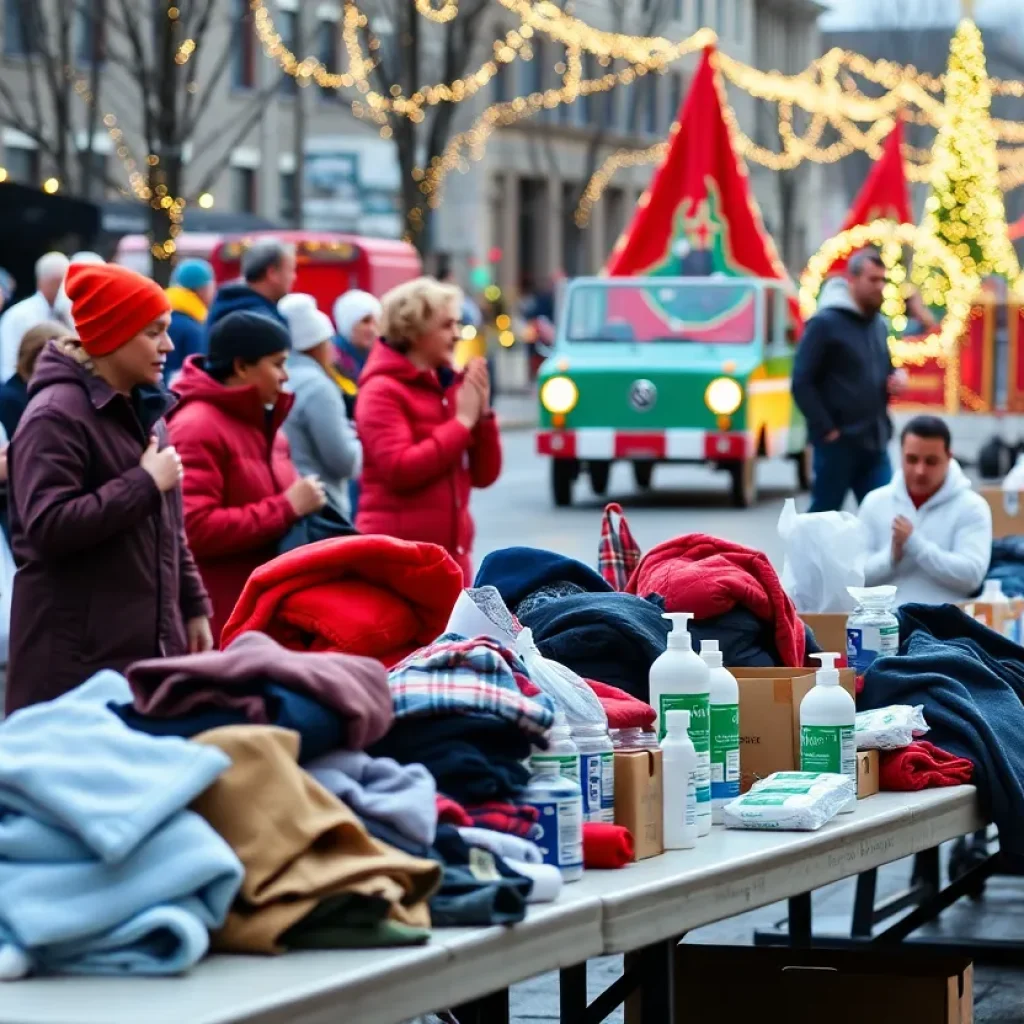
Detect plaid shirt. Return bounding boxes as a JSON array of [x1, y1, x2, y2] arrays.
[[598, 503, 641, 591], [388, 634, 555, 738]]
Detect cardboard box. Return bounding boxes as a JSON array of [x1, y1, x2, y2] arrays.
[[857, 748, 880, 799], [613, 748, 663, 860], [675, 945, 973, 1024], [982, 487, 1024, 540], [731, 667, 857, 791], [801, 612, 850, 666]]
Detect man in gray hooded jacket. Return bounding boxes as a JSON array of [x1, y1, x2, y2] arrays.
[[792, 248, 900, 512]]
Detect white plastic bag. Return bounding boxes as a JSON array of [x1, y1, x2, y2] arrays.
[[779, 498, 868, 613], [516, 627, 607, 728], [855, 705, 929, 750]]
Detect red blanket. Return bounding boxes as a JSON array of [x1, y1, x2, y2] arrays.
[[880, 741, 974, 791], [625, 533, 805, 667], [221, 535, 464, 666]]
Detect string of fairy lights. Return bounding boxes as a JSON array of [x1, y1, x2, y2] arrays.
[[51, 0, 1024, 264]]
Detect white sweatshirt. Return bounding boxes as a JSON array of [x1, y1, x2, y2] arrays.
[[859, 460, 992, 606]]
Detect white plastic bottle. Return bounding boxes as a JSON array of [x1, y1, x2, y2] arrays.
[[530, 710, 581, 788], [799, 652, 857, 813], [701, 639, 740, 824], [981, 579, 1010, 604], [661, 709, 698, 849], [649, 612, 712, 836]]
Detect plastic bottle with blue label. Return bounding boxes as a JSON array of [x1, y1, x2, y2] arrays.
[[572, 722, 615, 823], [846, 586, 899, 677], [649, 611, 712, 836], [521, 767, 584, 881]]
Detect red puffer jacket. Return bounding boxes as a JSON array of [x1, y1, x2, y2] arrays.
[[168, 356, 299, 640], [355, 341, 502, 581]]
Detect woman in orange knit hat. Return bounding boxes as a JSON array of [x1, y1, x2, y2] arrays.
[[5, 262, 213, 714]]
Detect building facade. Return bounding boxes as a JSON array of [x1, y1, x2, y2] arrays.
[[0, 0, 823, 291]]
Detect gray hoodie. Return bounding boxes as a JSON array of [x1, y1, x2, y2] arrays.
[[792, 277, 894, 451], [282, 354, 362, 519]]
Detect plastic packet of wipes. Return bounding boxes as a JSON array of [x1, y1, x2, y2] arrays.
[[855, 705, 928, 751], [723, 772, 854, 831]]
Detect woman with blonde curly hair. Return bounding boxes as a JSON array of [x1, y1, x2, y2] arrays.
[[355, 276, 502, 580]]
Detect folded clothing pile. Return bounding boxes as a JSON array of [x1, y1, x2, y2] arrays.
[[625, 533, 807, 668], [861, 603, 1024, 855], [0, 673, 243, 978], [221, 535, 465, 665], [370, 634, 554, 817], [120, 631, 393, 761], [987, 536, 1024, 598]]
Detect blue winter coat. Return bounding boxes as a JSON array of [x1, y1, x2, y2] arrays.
[[206, 283, 287, 334]]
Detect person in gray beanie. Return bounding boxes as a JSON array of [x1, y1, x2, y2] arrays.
[[168, 310, 326, 638], [206, 238, 296, 333]]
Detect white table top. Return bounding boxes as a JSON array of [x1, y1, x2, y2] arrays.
[[0, 787, 980, 1024]]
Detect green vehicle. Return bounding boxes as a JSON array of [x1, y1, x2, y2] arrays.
[[535, 276, 809, 507]]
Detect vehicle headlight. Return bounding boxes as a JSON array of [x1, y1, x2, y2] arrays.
[[705, 377, 743, 416], [541, 376, 579, 415]]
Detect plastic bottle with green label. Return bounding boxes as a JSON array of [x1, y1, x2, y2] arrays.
[[700, 638, 740, 824], [799, 652, 856, 813], [649, 611, 711, 836]]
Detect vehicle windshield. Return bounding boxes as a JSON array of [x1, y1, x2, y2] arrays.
[[564, 281, 758, 345]]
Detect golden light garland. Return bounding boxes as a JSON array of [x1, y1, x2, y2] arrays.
[[911, 20, 1022, 306], [799, 221, 976, 386]]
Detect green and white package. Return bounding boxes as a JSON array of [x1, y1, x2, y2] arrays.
[[855, 705, 928, 750], [723, 772, 854, 831]]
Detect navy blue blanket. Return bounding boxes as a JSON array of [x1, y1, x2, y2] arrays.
[[987, 536, 1024, 598], [861, 603, 1024, 857]]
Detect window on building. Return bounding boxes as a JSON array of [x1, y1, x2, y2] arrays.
[[4, 0, 34, 55], [280, 170, 298, 224], [673, 0, 683, 21], [620, 81, 635, 134], [317, 18, 338, 95], [231, 0, 256, 89], [523, 37, 544, 95], [582, 53, 597, 125], [643, 76, 659, 135], [695, 0, 706, 28], [75, 2, 104, 64], [733, 0, 744, 42], [233, 166, 258, 213], [668, 72, 684, 128], [5, 145, 39, 184], [83, 150, 107, 192], [279, 9, 298, 94], [710, 0, 720, 33]]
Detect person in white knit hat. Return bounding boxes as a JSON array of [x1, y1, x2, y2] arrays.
[[333, 288, 382, 386], [279, 293, 362, 520]]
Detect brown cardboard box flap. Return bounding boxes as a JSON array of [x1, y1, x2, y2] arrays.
[[800, 612, 850, 666], [614, 749, 663, 861], [857, 749, 880, 799], [982, 487, 1024, 540], [675, 945, 973, 1024]]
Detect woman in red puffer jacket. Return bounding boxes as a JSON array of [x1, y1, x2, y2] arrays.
[[169, 310, 327, 638], [356, 277, 502, 581]]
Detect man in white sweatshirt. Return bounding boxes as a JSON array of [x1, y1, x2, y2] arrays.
[[859, 415, 992, 605]]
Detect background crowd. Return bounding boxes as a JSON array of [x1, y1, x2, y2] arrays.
[[0, 241, 502, 715]]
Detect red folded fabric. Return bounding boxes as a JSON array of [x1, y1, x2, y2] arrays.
[[464, 801, 540, 840], [583, 822, 634, 868], [437, 794, 473, 828], [587, 679, 656, 730], [879, 741, 974, 792], [625, 533, 805, 667], [221, 535, 464, 665]]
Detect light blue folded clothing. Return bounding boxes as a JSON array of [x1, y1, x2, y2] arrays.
[[0, 672, 243, 978], [0, 672, 230, 865]]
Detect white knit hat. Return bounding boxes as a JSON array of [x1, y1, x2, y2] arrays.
[[278, 293, 335, 352], [333, 289, 382, 341], [53, 251, 105, 327]]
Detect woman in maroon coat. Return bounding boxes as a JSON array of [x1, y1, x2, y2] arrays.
[[356, 277, 502, 580], [169, 311, 326, 639], [7, 263, 212, 714]]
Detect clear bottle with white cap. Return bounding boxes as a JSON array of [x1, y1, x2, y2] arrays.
[[661, 709, 698, 849], [799, 652, 857, 812], [701, 638, 740, 824], [649, 612, 711, 835]]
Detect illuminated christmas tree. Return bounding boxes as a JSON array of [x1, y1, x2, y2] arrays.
[[912, 19, 1021, 305]]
